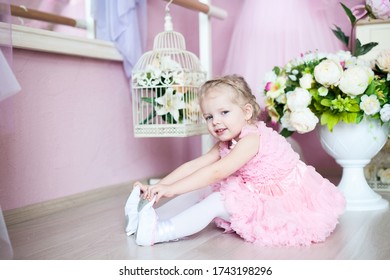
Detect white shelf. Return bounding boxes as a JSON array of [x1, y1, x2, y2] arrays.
[[0, 23, 122, 61], [355, 19, 390, 61]]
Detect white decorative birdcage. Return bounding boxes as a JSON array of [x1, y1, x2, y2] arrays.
[[131, 5, 208, 137]]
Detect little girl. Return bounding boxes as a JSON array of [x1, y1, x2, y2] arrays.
[[125, 75, 346, 247]]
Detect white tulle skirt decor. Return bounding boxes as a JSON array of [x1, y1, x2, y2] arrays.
[[319, 118, 390, 211]]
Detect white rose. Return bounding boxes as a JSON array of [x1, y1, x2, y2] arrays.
[[375, 49, 390, 73], [359, 95, 381, 115], [280, 111, 296, 131], [286, 88, 312, 111], [299, 73, 314, 89], [339, 66, 373, 96], [314, 59, 343, 87], [356, 57, 372, 68], [344, 56, 358, 68], [380, 104, 390, 122], [289, 108, 319, 134]]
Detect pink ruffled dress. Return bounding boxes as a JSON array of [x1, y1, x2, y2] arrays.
[[213, 122, 346, 246]]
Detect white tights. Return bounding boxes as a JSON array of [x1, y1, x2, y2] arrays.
[[154, 189, 230, 242]]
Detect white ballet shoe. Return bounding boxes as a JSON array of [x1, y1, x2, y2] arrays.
[[135, 196, 157, 246], [135, 196, 179, 246], [124, 186, 141, 236]]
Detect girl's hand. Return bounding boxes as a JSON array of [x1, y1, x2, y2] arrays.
[[135, 183, 153, 201], [142, 184, 175, 204]]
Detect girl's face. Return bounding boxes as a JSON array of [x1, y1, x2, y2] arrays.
[[200, 87, 253, 142]]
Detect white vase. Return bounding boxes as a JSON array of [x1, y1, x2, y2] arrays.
[[319, 118, 390, 211]]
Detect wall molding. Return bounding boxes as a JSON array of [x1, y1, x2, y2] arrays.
[[0, 23, 123, 61]]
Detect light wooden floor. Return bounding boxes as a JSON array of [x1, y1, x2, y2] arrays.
[[5, 184, 390, 260]]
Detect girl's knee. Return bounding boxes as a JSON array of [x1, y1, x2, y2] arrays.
[[204, 192, 229, 220]]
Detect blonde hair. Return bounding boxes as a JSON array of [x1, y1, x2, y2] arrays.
[[199, 74, 261, 123]]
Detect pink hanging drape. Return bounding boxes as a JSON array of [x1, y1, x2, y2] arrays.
[[222, 0, 364, 107]]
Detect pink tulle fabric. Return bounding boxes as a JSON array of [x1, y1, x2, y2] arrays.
[[222, 0, 364, 107], [213, 122, 346, 246]]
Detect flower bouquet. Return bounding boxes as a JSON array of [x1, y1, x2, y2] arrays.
[[263, 3, 390, 137]]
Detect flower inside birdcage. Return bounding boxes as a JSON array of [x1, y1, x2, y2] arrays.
[[133, 55, 201, 125], [134, 55, 185, 87], [139, 86, 200, 124], [153, 87, 185, 123]]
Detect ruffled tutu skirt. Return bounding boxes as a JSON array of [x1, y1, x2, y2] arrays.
[[214, 161, 346, 246]]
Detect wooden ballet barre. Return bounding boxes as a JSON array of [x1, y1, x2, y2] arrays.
[[10, 4, 87, 29], [163, 0, 227, 19]]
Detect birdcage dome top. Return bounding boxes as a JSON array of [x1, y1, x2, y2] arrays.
[[153, 30, 186, 50], [132, 28, 205, 88], [132, 8, 206, 88]]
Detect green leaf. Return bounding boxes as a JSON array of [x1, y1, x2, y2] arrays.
[[365, 80, 376, 95], [320, 111, 340, 132], [280, 128, 294, 138], [356, 112, 364, 123], [347, 102, 361, 113], [340, 112, 357, 124], [353, 39, 378, 56], [141, 97, 155, 104], [273, 66, 281, 76], [341, 2, 356, 25], [141, 110, 156, 125], [331, 25, 349, 48], [353, 39, 362, 56], [162, 113, 180, 124], [320, 99, 332, 107], [156, 87, 166, 98]]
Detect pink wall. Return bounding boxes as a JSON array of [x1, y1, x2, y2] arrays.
[[2, 0, 358, 210], [0, 49, 202, 210]]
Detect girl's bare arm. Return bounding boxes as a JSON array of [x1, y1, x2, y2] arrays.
[[147, 134, 260, 202], [134, 143, 220, 190], [157, 142, 221, 185]]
